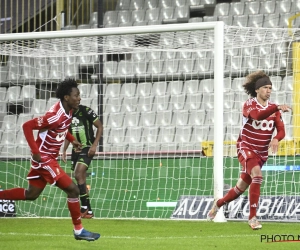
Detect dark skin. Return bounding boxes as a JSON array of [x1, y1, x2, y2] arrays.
[[26, 87, 82, 200]]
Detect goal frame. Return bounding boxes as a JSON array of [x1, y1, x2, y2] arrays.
[[0, 22, 225, 222]]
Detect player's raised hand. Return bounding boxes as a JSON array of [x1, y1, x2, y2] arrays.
[[278, 104, 292, 112], [62, 151, 67, 163]]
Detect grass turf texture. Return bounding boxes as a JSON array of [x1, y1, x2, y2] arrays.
[[0, 219, 300, 250]]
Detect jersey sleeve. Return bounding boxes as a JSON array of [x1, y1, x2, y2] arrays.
[[84, 106, 99, 123], [273, 111, 285, 141], [243, 101, 278, 121]]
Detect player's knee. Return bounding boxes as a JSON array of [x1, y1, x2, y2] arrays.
[[66, 184, 80, 198]]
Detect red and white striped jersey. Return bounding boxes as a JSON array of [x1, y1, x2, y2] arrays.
[[237, 97, 283, 161], [34, 101, 73, 159]]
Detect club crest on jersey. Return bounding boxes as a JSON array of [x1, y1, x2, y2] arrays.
[[72, 117, 80, 126], [252, 120, 274, 131], [56, 132, 66, 142]]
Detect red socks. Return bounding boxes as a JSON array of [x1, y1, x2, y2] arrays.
[[249, 176, 263, 219], [67, 198, 83, 230], [217, 185, 244, 207], [0, 188, 26, 200]]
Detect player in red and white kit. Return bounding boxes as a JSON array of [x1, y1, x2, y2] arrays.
[[207, 71, 291, 230], [0, 79, 100, 241]]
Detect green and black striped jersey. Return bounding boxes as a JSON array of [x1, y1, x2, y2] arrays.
[[69, 105, 99, 148]]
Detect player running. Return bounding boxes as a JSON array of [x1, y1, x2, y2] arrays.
[[0, 79, 100, 241], [62, 103, 103, 219], [207, 71, 291, 230]]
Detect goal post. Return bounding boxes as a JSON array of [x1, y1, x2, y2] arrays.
[[2, 22, 298, 222]]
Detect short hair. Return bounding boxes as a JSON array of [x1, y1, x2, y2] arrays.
[[243, 71, 269, 98], [55, 79, 78, 101]]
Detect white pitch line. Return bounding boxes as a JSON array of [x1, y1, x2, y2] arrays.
[[0, 232, 258, 239]]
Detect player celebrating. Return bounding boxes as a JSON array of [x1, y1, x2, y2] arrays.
[[207, 71, 291, 230], [0, 79, 100, 241], [62, 103, 103, 219]]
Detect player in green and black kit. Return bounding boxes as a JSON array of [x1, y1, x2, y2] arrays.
[[62, 104, 103, 218]]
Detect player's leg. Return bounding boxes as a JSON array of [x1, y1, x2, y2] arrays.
[[207, 175, 251, 221], [73, 148, 94, 218], [56, 172, 100, 241], [0, 169, 46, 200]]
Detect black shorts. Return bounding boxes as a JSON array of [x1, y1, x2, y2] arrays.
[[71, 147, 93, 171]]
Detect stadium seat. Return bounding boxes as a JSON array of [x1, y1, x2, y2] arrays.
[[229, 2, 245, 16], [172, 109, 189, 126], [116, 0, 131, 10], [281, 75, 293, 92], [140, 110, 156, 127], [146, 60, 165, 81], [144, 0, 159, 9], [0, 87, 7, 101], [48, 58, 64, 80], [147, 51, 162, 61], [189, 109, 206, 125], [105, 97, 123, 113], [142, 126, 159, 151], [225, 125, 241, 141], [105, 83, 121, 98], [20, 57, 35, 81], [224, 111, 240, 126], [125, 126, 142, 144], [6, 86, 21, 103], [152, 95, 170, 111], [227, 55, 246, 77], [223, 77, 232, 93], [218, 16, 233, 26], [204, 109, 214, 125], [160, 143, 177, 152], [169, 94, 186, 110], [0, 66, 8, 83], [159, 32, 175, 47], [231, 77, 246, 92], [137, 95, 154, 112], [232, 15, 248, 27], [103, 11, 118, 26], [34, 58, 49, 79], [17, 113, 33, 130], [184, 80, 199, 94], [121, 96, 138, 113], [46, 97, 58, 111], [269, 76, 282, 91], [248, 14, 264, 28], [89, 12, 98, 25], [134, 61, 150, 80], [145, 8, 160, 22], [120, 83, 137, 98], [77, 24, 91, 29], [224, 92, 235, 110], [179, 59, 197, 80], [260, 1, 275, 14], [19, 85, 36, 102], [155, 110, 173, 126], [174, 6, 190, 21], [108, 127, 126, 144], [103, 61, 118, 81], [157, 125, 175, 144], [159, 7, 175, 23], [167, 81, 184, 95], [78, 84, 91, 98], [244, 1, 260, 15], [30, 98, 47, 115], [286, 92, 292, 107], [119, 35, 135, 48], [124, 111, 140, 127], [104, 35, 120, 48], [275, 1, 291, 14], [203, 16, 218, 22], [199, 79, 214, 93], [196, 58, 213, 77], [184, 93, 202, 110], [152, 81, 168, 96], [202, 93, 214, 110], [291, 1, 300, 14], [7, 56, 21, 81], [107, 112, 124, 128], [16, 145, 31, 157], [272, 91, 286, 105], [131, 9, 146, 23], [190, 125, 210, 145], [213, 3, 230, 16], [136, 82, 152, 97], [0, 114, 18, 132], [233, 92, 249, 110], [263, 13, 280, 28], [115, 60, 135, 81], [80, 98, 92, 107], [130, 0, 145, 10]]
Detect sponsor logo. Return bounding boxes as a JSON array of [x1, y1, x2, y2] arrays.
[[252, 119, 274, 131], [0, 199, 16, 217], [72, 117, 80, 126], [37, 117, 43, 127], [56, 132, 66, 142], [171, 195, 300, 221], [261, 234, 300, 243]]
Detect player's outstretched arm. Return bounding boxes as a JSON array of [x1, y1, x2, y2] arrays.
[[277, 104, 292, 113]]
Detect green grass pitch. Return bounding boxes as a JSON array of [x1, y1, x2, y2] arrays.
[[0, 218, 300, 250]]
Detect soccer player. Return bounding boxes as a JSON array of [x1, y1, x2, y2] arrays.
[[62, 103, 103, 219], [207, 71, 291, 230], [0, 79, 100, 241]]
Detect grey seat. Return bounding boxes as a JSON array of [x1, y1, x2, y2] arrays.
[[152, 95, 170, 111], [105, 96, 123, 113], [232, 15, 248, 27], [123, 111, 140, 127], [190, 125, 210, 147], [224, 111, 240, 126], [196, 58, 213, 78], [108, 127, 126, 144], [225, 125, 241, 141], [145, 0, 159, 9], [136, 82, 152, 97], [107, 112, 124, 128], [0, 66, 8, 83], [145, 8, 160, 22], [105, 83, 121, 99], [244, 1, 260, 15], [223, 92, 235, 110], [269, 76, 282, 91], [120, 83, 137, 98], [213, 3, 230, 16], [7, 56, 21, 81], [78, 84, 91, 98], [119, 35, 135, 48], [131, 9, 146, 23], [159, 0, 174, 8], [159, 7, 175, 23], [152, 81, 168, 96], [184, 93, 202, 111], [204, 110, 214, 125], [184, 80, 199, 94], [46, 97, 59, 110], [189, 109, 206, 125], [20, 85, 36, 102], [172, 110, 189, 126], [189, 17, 203, 23], [129, 0, 145, 10], [157, 125, 175, 144], [48, 58, 64, 80], [7, 86, 21, 104], [20, 57, 35, 81], [0, 114, 18, 132], [103, 61, 118, 81], [89, 12, 98, 25], [174, 6, 190, 20], [281, 75, 293, 92], [137, 95, 154, 112], [125, 127, 143, 151], [159, 32, 175, 47], [134, 61, 150, 81], [116, 0, 131, 11], [156, 110, 173, 126], [140, 111, 156, 127], [115, 60, 135, 81], [142, 126, 159, 152], [263, 13, 280, 28], [232, 77, 246, 92], [30, 99, 47, 115], [248, 14, 264, 28], [121, 96, 138, 113], [199, 79, 214, 93], [218, 16, 233, 25], [202, 93, 214, 110], [169, 94, 186, 111], [167, 81, 184, 95], [229, 2, 245, 16], [260, 1, 275, 14], [178, 59, 197, 80]]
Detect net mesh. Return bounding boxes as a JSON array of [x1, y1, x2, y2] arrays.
[[0, 24, 298, 218]]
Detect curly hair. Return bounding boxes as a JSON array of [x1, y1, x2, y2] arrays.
[[55, 79, 78, 101], [243, 71, 269, 97]]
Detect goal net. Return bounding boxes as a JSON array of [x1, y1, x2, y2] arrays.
[[0, 23, 298, 221]]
